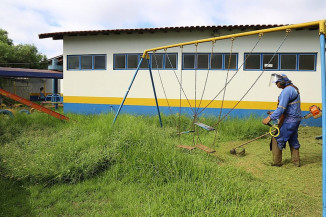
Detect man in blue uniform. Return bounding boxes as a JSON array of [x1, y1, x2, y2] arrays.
[[262, 74, 301, 167]]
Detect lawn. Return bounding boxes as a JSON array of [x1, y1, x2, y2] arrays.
[[0, 111, 322, 216]]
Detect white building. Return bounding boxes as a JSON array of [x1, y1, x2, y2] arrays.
[[39, 22, 325, 126]]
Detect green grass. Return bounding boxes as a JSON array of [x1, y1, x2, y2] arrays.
[[0, 111, 322, 216]]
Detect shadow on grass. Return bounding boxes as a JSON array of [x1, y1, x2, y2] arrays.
[[0, 177, 33, 217], [301, 153, 322, 166]]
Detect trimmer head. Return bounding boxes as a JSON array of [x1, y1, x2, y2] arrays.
[[230, 147, 245, 156]]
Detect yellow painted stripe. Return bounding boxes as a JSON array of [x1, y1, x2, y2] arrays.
[[64, 96, 321, 111]]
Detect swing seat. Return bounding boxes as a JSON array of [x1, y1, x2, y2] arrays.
[[195, 144, 216, 153], [176, 130, 195, 135], [194, 122, 215, 131]]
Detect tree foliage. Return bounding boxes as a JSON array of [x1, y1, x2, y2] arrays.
[[0, 28, 47, 69]]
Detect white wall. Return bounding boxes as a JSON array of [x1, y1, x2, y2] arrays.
[[62, 28, 322, 105]]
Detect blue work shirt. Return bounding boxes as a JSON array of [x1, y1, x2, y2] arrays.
[[270, 85, 302, 123]]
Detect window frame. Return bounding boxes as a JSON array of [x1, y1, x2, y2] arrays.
[[113, 53, 178, 70], [67, 54, 107, 71], [244, 53, 317, 71], [182, 53, 238, 70], [298, 53, 317, 71]]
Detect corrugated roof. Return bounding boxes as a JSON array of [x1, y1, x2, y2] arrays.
[[0, 67, 63, 79], [39, 24, 288, 40]]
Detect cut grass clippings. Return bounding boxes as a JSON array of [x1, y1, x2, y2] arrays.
[[0, 111, 322, 216]]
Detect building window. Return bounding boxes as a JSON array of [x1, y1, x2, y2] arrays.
[[263, 54, 278, 70], [281, 54, 296, 70], [244, 53, 316, 71], [299, 54, 316, 70], [114, 54, 126, 69], [68, 56, 79, 70], [182, 53, 238, 70], [81, 56, 92, 69], [211, 54, 222, 69], [114, 53, 177, 70], [224, 54, 237, 70], [67, 55, 106, 70], [165, 53, 177, 69], [152, 53, 164, 69], [244, 54, 260, 70], [183, 54, 195, 69], [197, 54, 209, 69], [94, 55, 106, 69]]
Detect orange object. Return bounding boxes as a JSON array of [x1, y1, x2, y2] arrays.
[[0, 88, 69, 121], [309, 105, 321, 116]]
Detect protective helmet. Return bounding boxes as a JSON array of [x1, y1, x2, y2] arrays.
[[269, 73, 292, 86]]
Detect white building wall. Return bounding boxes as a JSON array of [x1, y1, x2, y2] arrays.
[[62, 28, 322, 110]]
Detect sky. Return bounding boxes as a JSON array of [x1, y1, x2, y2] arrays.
[[1, 0, 326, 58]]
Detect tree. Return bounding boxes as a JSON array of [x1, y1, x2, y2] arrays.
[[0, 28, 47, 69], [0, 29, 13, 45]]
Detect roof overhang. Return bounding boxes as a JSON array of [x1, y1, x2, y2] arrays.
[[39, 24, 288, 40], [0, 67, 63, 79]]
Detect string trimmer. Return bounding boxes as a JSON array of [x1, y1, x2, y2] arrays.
[[230, 123, 279, 156]]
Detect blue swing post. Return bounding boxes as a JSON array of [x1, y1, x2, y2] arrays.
[[112, 56, 163, 127], [147, 58, 163, 127], [112, 58, 143, 125], [320, 20, 326, 217]]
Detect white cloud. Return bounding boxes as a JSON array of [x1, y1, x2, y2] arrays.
[[0, 0, 325, 58]]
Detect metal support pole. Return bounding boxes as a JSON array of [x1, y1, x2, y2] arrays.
[[147, 59, 163, 127], [320, 32, 326, 217], [112, 58, 144, 125], [53, 78, 58, 109]]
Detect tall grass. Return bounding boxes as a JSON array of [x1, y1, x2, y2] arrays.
[[0, 112, 118, 184], [0, 112, 267, 185], [0, 112, 290, 216]]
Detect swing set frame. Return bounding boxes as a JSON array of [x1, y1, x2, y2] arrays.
[[113, 20, 325, 127], [112, 19, 326, 215]]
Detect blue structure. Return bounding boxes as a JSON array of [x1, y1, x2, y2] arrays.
[[320, 28, 326, 217]]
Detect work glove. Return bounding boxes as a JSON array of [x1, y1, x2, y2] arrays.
[[262, 116, 271, 125]]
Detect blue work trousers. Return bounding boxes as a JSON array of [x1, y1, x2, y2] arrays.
[[276, 121, 301, 150]]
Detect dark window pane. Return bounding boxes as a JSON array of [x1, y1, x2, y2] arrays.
[[68, 56, 79, 70], [281, 54, 296, 70], [224, 54, 237, 69], [165, 54, 177, 69], [152, 53, 164, 69], [140, 56, 148, 69], [81, 56, 92, 69], [127, 54, 138, 69], [197, 54, 209, 69], [211, 54, 222, 69], [115, 55, 125, 69], [183, 54, 195, 69], [245, 54, 260, 69], [263, 54, 278, 70], [94, 55, 106, 69], [299, 54, 315, 70]]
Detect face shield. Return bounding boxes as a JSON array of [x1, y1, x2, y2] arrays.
[[269, 73, 282, 86]]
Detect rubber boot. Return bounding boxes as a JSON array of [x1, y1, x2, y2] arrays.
[[290, 147, 301, 167], [271, 137, 282, 166]]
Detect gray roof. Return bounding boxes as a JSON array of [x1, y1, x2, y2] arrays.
[[39, 24, 291, 40]]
